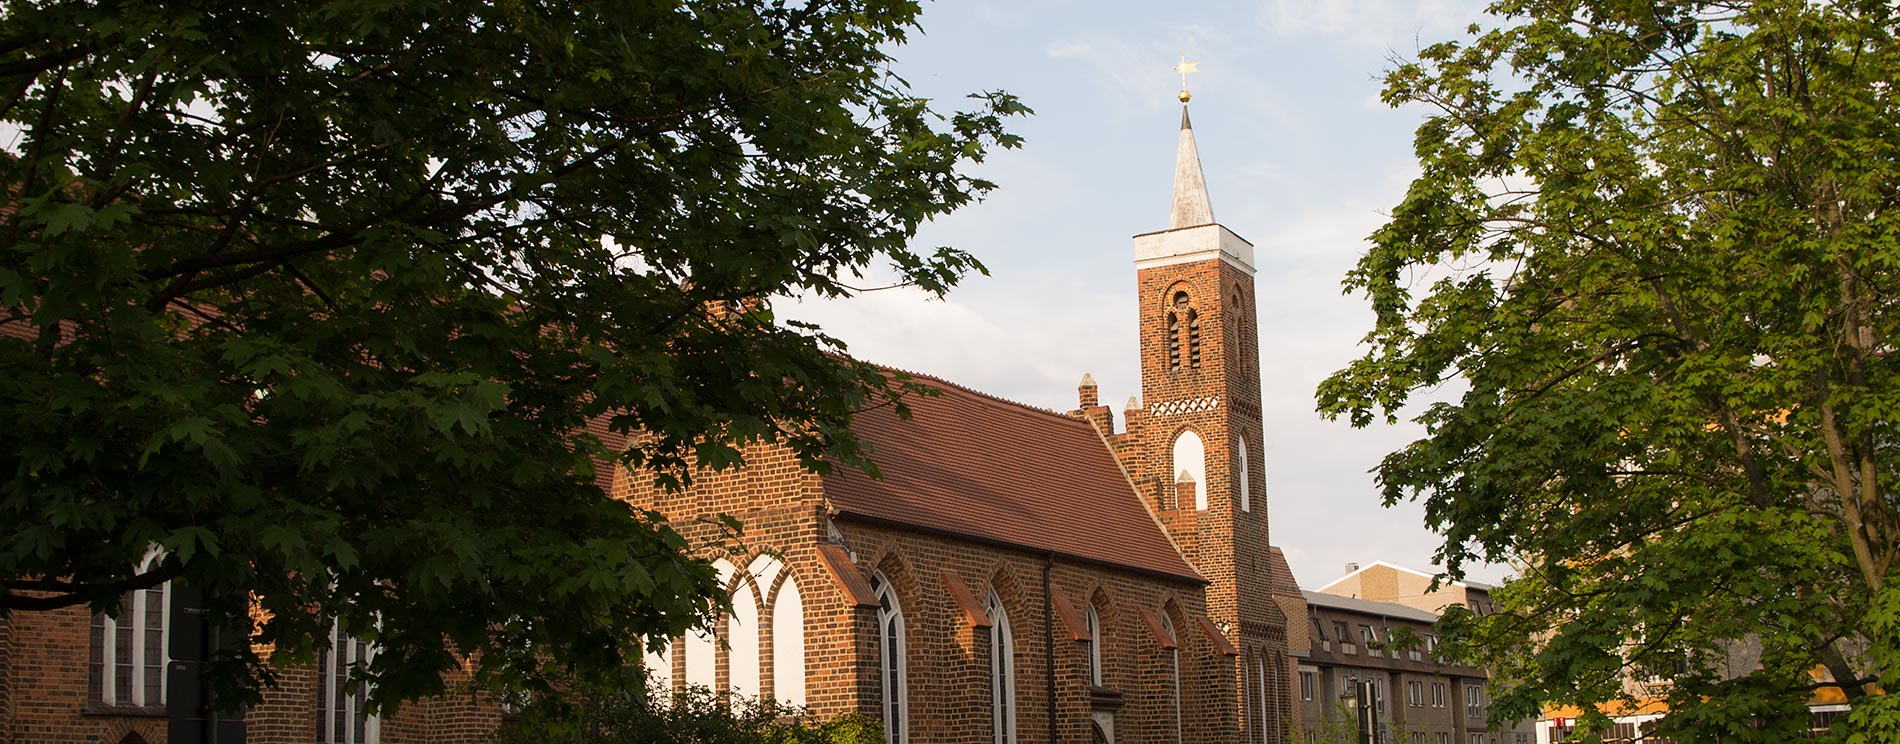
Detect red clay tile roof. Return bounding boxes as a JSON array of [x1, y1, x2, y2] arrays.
[[1267, 546, 1303, 596], [581, 411, 629, 496], [821, 372, 1200, 583]]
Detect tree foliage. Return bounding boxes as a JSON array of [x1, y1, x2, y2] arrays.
[[492, 684, 884, 744], [1318, 0, 1897, 739], [0, 0, 1022, 711]]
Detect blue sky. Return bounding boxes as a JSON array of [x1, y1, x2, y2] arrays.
[[781, 0, 1514, 587]]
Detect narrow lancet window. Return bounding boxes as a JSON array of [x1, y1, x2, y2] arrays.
[[1168, 291, 1194, 371], [1187, 308, 1201, 367]]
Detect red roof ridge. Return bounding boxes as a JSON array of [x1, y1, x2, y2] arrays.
[[874, 363, 1079, 425]]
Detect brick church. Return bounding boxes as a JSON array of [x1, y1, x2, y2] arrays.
[[0, 101, 1307, 743], [617, 99, 1304, 744]]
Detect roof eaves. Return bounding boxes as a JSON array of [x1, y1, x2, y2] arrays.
[[831, 508, 1205, 585]]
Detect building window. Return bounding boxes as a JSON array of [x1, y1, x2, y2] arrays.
[[1161, 613, 1181, 741], [1166, 291, 1201, 370], [987, 590, 1016, 744], [1408, 680, 1423, 707], [89, 549, 170, 708], [1085, 604, 1103, 687], [1256, 657, 1271, 744], [1360, 625, 1378, 657], [1236, 434, 1251, 512], [317, 624, 379, 744], [1312, 617, 1329, 652], [1300, 671, 1315, 701], [1470, 735, 1486, 744], [1432, 682, 1447, 708], [1170, 429, 1207, 511], [1244, 655, 1256, 741], [767, 564, 807, 706], [872, 573, 908, 744], [1336, 621, 1355, 654], [1466, 685, 1484, 718]]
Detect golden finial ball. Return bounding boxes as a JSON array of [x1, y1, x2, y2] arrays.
[[1178, 89, 1192, 103]]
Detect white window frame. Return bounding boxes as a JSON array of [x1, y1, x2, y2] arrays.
[[987, 590, 1016, 744], [1299, 670, 1315, 701], [91, 549, 171, 708], [317, 623, 380, 744], [872, 572, 908, 744]]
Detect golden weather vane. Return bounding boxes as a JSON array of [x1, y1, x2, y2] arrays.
[[1172, 55, 1200, 103]]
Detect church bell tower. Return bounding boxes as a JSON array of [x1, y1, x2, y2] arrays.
[[1125, 80, 1286, 742]]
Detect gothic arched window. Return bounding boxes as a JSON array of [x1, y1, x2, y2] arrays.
[[1167, 290, 1200, 371], [1171, 429, 1207, 511], [317, 623, 380, 744], [729, 569, 761, 700], [1187, 307, 1201, 367], [768, 565, 807, 707], [1085, 603, 1104, 687], [90, 549, 170, 709], [684, 560, 734, 691], [987, 590, 1016, 744], [1237, 434, 1251, 513], [871, 572, 908, 744], [1256, 655, 1272, 743], [1160, 612, 1181, 740]]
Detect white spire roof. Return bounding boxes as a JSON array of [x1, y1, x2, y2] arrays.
[[1168, 106, 1215, 229]]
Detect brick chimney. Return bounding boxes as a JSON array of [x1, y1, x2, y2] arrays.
[[1078, 373, 1099, 409]]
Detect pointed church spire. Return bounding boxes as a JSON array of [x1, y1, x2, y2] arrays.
[[1168, 104, 1215, 229]]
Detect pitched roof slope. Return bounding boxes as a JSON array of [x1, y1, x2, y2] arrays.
[[822, 373, 1200, 582]]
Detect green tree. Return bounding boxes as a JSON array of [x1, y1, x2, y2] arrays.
[[1317, 0, 1896, 740], [491, 683, 883, 744], [1294, 699, 1427, 744], [0, 0, 1022, 712]]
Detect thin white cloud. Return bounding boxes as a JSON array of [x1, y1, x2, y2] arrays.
[[1045, 25, 1230, 116], [1256, 0, 1487, 51]]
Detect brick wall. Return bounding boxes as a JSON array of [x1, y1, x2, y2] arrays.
[[2, 603, 166, 744], [0, 602, 502, 744], [614, 429, 1269, 743], [1, 612, 11, 744], [836, 522, 1228, 744]]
